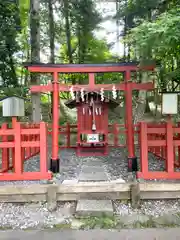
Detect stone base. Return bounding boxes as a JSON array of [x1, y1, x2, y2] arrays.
[[62, 179, 78, 184], [76, 200, 114, 217], [50, 158, 60, 173]]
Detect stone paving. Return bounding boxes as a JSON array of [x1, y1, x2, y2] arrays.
[[75, 158, 113, 216], [1, 229, 180, 240], [78, 166, 108, 181], [76, 200, 113, 217]]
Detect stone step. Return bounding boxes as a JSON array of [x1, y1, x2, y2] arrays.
[[83, 160, 104, 167], [81, 166, 105, 174], [78, 165, 108, 182], [75, 200, 113, 217]]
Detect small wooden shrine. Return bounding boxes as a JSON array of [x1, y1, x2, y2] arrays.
[[65, 91, 119, 156]]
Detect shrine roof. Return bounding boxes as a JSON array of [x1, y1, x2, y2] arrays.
[[65, 91, 120, 109]]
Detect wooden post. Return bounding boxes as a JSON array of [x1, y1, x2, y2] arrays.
[[125, 70, 136, 172], [40, 122, 48, 174], [14, 121, 22, 174], [140, 122, 148, 177], [166, 119, 174, 173], [1, 123, 9, 171], [125, 71, 135, 157], [131, 182, 140, 208], [51, 71, 60, 173], [178, 122, 180, 166]]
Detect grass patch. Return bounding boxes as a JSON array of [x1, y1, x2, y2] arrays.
[[52, 223, 71, 229], [132, 218, 157, 229], [0, 226, 13, 230], [78, 215, 118, 229]]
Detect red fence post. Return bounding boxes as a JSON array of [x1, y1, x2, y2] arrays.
[[2, 123, 9, 171], [21, 126, 25, 161], [139, 122, 148, 177], [26, 134, 31, 159], [166, 119, 174, 173], [40, 122, 48, 174], [178, 122, 180, 166], [14, 121, 22, 175]]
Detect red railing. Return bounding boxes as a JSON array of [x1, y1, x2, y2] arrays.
[[0, 121, 51, 181], [137, 121, 180, 180], [47, 123, 77, 148], [21, 123, 41, 161], [1, 120, 180, 181], [147, 123, 180, 168]]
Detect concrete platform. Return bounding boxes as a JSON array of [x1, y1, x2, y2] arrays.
[[76, 200, 114, 217]]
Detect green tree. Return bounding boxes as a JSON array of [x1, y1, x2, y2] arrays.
[[0, 0, 21, 86], [126, 6, 180, 91]]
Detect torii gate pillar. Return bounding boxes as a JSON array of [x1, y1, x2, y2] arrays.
[[50, 72, 60, 173], [125, 71, 137, 172]]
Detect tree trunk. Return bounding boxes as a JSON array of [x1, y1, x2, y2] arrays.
[[48, 0, 55, 64], [133, 71, 150, 123], [116, 0, 120, 58], [30, 0, 41, 122], [63, 0, 73, 64]]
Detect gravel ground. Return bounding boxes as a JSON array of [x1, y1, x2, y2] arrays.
[[1, 200, 180, 229], [114, 199, 180, 217], [0, 202, 76, 229], [0, 147, 180, 185]]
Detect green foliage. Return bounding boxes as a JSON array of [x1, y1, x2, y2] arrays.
[[79, 215, 118, 229], [60, 35, 113, 64], [123, 4, 180, 91], [0, 0, 21, 86], [127, 8, 180, 59], [17, 0, 30, 65]]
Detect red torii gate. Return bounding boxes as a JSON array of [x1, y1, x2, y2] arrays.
[[24, 63, 155, 173]]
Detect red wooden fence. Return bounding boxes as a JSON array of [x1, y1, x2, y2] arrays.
[[1, 120, 180, 181], [137, 121, 180, 180], [0, 121, 51, 181]]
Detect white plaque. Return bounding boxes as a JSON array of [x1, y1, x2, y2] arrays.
[[2, 96, 25, 117], [87, 134, 99, 143], [162, 93, 178, 115]]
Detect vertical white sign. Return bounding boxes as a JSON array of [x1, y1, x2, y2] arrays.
[[162, 93, 178, 115]]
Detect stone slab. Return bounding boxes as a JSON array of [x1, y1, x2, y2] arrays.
[[62, 180, 78, 185], [76, 199, 113, 217], [83, 160, 104, 167], [110, 178, 126, 183], [81, 166, 105, 174], [78, 171, 108, 182]]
